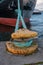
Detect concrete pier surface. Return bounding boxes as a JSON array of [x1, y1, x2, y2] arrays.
[[0, 41, 43, 65]]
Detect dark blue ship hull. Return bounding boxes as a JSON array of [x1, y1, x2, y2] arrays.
[[0, 0, 36, 41]]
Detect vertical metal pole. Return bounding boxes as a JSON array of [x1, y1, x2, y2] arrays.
[[20, 0, 23, 16]]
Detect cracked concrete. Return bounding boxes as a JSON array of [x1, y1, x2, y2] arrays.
[[0, 42, 43, 65]]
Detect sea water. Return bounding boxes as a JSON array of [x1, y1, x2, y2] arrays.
[[30, 12, 43, 33], [30, 12, 43, 48]]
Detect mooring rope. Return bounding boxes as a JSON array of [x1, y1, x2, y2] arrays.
[[15, 0, 27, 32]]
